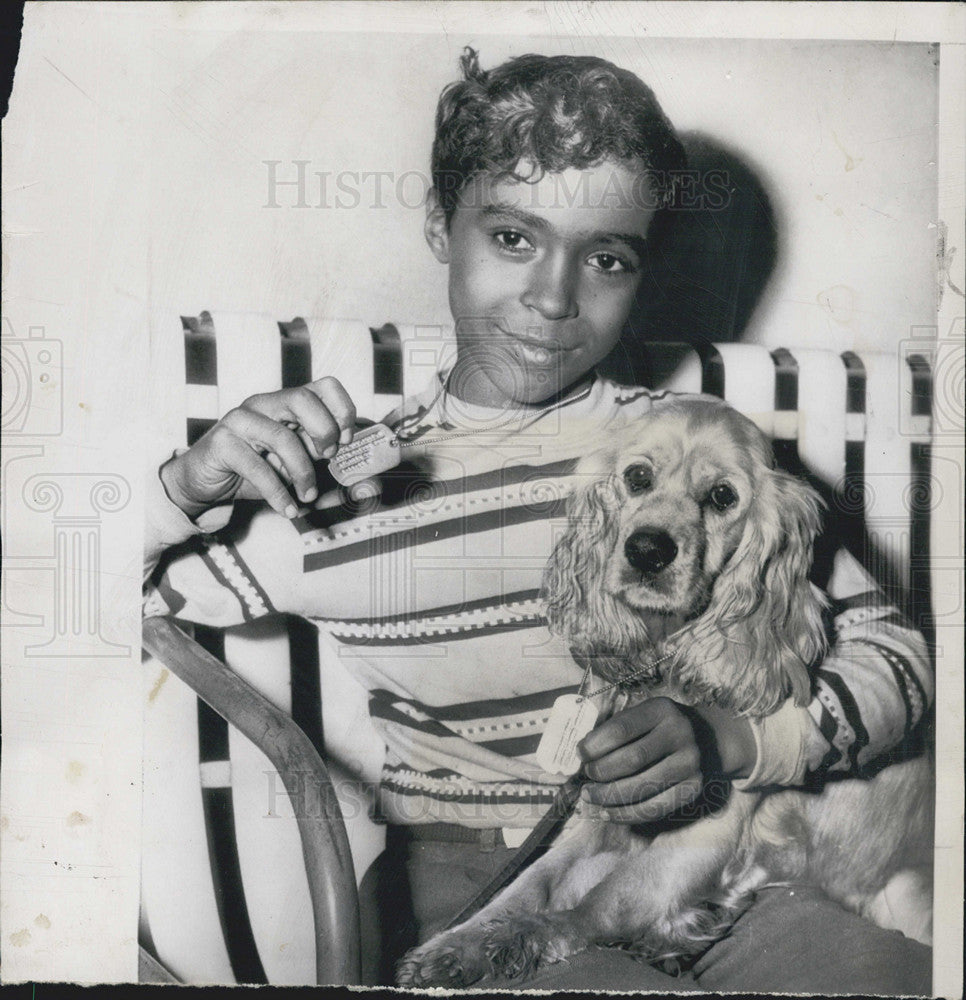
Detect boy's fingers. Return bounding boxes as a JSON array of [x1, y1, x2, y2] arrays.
[[589, 780, 702, 825], [582, 727, 675, 784], [309, 377, 357, 443], [280, 387, 345, 458], [581, 750, 699, 807], [578, 697, 673, 762], [223, 410, 318, 502], [224, 439, 302, 518], [244, 379, 356, 452], [310, 486, 347, 511], [285, 424, 321, 462]]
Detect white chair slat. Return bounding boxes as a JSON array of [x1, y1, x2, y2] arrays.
[[223, 621, 293, 715], [184, 384, 220, 421], [322, 755, 386, 889], [141, 654, 236, 985], [213, 312, 286, 409], [845, 412, 866, 442], [222, 617, 317, 983], [304, 318, 379, 420], [643, 343, 703, 394], [905, 415, 932, 441], [792, 348, 850, 488], [862, 352, 915, 593], [149, 308, 191, 450], [663, 351, 703, 394], [227, 728, 317, 986], [199, 760, 232, 788], [715, 343, 777, 436]]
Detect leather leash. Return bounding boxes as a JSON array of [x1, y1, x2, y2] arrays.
[[441, 774, 586, 931]]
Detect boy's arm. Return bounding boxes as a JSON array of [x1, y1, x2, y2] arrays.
[[143, 453, 308, 627], [143, 377, 360, 626], [734, 545, 932, 790], [143, 449, 233, 583]]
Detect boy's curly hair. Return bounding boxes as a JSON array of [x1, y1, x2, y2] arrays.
[[432, 48, 687, 223]]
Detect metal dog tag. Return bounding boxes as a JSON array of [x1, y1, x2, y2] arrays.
[[328, 423, 400, 487], [536, 694, 598, 776]]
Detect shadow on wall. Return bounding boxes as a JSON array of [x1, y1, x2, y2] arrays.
[[599, 130, 779, 384]]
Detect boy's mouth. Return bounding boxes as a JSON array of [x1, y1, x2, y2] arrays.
[[500, 328, 571, 355]]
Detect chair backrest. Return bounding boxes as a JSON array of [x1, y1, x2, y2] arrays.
[[142, 311, 933, 985]]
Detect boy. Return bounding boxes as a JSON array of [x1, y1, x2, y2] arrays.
[[145, 50, 932, 991]]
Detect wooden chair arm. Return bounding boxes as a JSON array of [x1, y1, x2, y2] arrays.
[[142, 616, 362, 985]]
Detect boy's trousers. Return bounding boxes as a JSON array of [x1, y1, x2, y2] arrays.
[[359, 825, 932, 994]]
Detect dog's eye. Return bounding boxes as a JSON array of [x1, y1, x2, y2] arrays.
[[708, 483, 738, 511], [623, 464, 653, 494]]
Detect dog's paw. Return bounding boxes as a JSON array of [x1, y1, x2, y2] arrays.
[[396, 936, 489, 988], [395, 914, 582, 987], [480, 912, 580, 980]]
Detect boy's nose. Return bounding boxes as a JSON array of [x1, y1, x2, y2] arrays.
[[521, 256, 578, 321]]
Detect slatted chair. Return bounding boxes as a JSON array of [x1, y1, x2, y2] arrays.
[[140, 313, 934, 985]]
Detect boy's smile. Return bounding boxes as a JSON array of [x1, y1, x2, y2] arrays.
[[425, 162, 657, 408]]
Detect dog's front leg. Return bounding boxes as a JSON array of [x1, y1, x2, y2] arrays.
[[396, 815, 619, 987], [562, 790, 762, 965]]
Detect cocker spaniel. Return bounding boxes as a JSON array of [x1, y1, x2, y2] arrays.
[[397, 395, 933, 988]]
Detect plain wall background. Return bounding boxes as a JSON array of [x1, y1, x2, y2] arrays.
[[150, 33, 938, 354]]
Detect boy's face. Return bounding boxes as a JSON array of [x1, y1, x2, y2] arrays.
[[425, 160, 656, 408]]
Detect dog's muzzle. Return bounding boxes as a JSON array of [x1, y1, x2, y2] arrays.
[[624, 528, 678, 574]]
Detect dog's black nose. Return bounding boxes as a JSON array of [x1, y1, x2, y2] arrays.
[[624, 529, 678, 574]]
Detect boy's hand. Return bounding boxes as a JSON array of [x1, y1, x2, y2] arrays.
[[576, 697, 755, 823], [160, 377, 357, 520]]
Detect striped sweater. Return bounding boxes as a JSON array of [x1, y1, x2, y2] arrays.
[[144, 372, 932, 827]]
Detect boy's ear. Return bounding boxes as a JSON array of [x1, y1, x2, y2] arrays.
[[424, 189, 450, 263]]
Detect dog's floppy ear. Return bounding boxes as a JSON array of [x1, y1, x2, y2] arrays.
[[543, 467, 652, 668], [543, 472, 618, 650], [669, 468, 829, 717]]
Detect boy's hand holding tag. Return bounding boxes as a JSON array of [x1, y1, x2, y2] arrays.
[[161, 377, 358, 520]]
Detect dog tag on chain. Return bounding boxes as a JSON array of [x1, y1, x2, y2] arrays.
[[536, 695, 598, 775], [328, 423, 401, 487]]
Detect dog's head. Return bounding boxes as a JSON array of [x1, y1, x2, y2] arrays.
[[543, 396, 828, 716]]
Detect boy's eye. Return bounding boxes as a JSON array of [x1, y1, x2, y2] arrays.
[[494, 230, 534, 252], [588, 251, 634, 274]]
